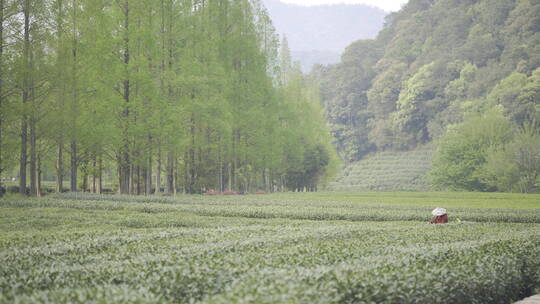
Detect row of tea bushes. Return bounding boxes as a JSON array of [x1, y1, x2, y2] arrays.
[[330, 147, 434, 191], [2, 195, 540, 223], [1, 194, 539, 303]]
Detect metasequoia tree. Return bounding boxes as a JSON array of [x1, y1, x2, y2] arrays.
[[0, 0, 4, 194], [0, 0, 337, 195]]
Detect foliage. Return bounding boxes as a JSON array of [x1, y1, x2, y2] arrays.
[[0, 0, 337, 195], [481, 124, 540, 193], [430, 108, 513, 191], [392, 62, 453, 148], [0, 194, 539, 303], [317, 39, 382, 161], [314, 0, 540, 177], [488, 68, 540, 127]]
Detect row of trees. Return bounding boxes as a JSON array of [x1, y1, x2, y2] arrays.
[[0, 0, 337, 196]]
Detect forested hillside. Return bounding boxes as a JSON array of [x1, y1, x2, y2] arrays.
[[262, 0, 386, 71], [317, 0, 540, 192], [0, 0, 337, 196]]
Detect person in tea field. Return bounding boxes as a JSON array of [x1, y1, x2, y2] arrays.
[[430, 207, 448, 224]]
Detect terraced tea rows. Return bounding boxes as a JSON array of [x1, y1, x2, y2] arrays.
[[1, 193, 539, 303], [330, 146, 434, 191]]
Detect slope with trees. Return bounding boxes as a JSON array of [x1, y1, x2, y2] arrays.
[[318, 0, 540, 192]]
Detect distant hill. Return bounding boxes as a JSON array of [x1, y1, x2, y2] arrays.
[[316, 0, 540, 192], [317, 0, 540, 162], [262, 0, 386, 71], [291, 50, 341, 73]]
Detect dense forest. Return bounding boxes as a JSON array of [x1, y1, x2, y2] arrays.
[[317, 0, 540, 193], [0, 0, 337, 196]]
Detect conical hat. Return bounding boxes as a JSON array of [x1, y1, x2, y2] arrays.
[[432, 207, 447, 216]]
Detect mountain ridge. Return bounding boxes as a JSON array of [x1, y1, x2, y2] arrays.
[[262, 0, 386, 71]]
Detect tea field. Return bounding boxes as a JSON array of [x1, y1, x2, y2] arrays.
[[1, 192, 539, 303], [329, 146, 434, 191]]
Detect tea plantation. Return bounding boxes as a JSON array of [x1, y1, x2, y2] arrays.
[[330, 146, 434, 191], [1, 192, 539, 303]]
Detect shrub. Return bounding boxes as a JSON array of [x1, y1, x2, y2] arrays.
[[481, 124, 540, 193], [430, 107, 513, 191]]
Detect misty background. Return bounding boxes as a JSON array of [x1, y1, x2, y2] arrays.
[[262, 0, 386, 71]]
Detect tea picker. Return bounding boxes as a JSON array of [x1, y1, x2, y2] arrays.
[[430, 207, 448, 224]]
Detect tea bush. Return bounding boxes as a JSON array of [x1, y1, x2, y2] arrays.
[[0, 193, 539, 303], [330, 146, 434, 191]]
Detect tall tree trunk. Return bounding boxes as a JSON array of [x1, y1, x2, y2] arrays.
[[82, 165, 87, 192], [232, 130, 239, 191], [119, 0, 130, 195], [188, 115, 196, 194], [166, 151, 174, 194], [70, 0, 78, 192], [156, 0, 165, 194], [70, 140, 77, 191], [56, 144, 64, 192], [20, 0, 31, 195], [173, 158, 177, 195], [188, 146, 195, 194], [219, 140, 223, 192], [119, 150, 130, 194], [55, 0, 65, 194], [142, 165, 147, 194], [30, 116, 37, 196], [36, 154, 42, 197], [20, 120, 27, 195], [270, 168, 274, 193], [136, 165, 141, 195], [146, 148, 152, 195], [29, 47, 37, 197], [92, 156, 96, 193], [228, 162, 232, 191], [184, 152, 190, 194], [129, 162, 134, 194], [0, 0, 4, 195], [156, 143, 161, 193], [97, 157, 102, 194]]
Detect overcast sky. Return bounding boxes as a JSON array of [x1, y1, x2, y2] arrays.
[[280, 0, 408, 12]]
